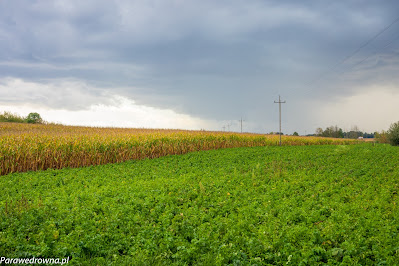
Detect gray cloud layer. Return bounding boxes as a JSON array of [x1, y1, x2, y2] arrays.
[[1, 0, 399, 133]]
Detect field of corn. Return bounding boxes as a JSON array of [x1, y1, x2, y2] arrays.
[[0, 122, 358, 176]]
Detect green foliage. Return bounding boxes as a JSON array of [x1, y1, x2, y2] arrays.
[[1, 144, 399, 264], [387, 121, 399, 146], [0, 111, 26, 123], [293, 132, 299, 136], [25, 112, 43, 124]]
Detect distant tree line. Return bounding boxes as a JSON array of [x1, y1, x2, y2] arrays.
[[269, 132, 284, 135], [0, 111, 43, 124], [312, 125, 375, 139]]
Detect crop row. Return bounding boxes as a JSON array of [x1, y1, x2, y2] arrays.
[[0, 122, 358, 175]]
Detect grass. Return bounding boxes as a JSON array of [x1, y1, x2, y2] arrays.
[[1, 143, 398, 265]]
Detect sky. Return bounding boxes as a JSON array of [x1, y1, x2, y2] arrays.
[[1, 0, 399, 134]]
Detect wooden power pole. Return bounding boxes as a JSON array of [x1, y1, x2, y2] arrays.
[[274, 95, 286, 146]]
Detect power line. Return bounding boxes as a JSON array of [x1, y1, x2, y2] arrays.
[[335, 16, 399, 67], [274, 95, 286, 146], [226, 122, 231, 132], [303, 15, 399, 92], [238, 117, 245, 133], [339, 32, 399, 74]]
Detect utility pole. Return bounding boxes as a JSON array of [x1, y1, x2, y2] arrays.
[[274, 95, 286, 146], [238, 118, 245, 133]]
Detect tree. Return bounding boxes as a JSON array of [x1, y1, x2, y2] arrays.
[[347, 125, 361, 139], [25, 112, 43, 124], [387, 121, 399, 146], [320, 125, 344, 138], [293, 132, 299, 136]]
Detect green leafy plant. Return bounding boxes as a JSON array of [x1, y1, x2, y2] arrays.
[[1, 144, 398, 264]]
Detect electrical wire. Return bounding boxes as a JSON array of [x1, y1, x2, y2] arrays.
[[301, 15, 399, 95]]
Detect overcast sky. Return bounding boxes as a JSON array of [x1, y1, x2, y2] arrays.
[[1, 0, 399, 134]]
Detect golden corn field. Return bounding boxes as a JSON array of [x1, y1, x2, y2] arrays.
[[0, 122, 359, 176]]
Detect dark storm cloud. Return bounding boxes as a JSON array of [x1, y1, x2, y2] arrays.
[[1, 0, 399, 132]]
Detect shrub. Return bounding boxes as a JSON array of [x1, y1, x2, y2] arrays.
[[387, 121, 399, 146], [375, 131, 389, 144], [0, 111, 26, 123]]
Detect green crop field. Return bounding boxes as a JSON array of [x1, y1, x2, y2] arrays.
[[1, 144, 398, 265]]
